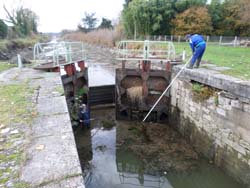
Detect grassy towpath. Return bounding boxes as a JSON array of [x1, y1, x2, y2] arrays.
[[0, 66, 36, 187], [174, 42, 250, 80], [0, 62, 16, 73]]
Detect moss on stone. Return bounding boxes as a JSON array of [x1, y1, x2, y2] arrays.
[[54, 86, 65, 96], [214, 94, 219, 106], [191, 82, 218, 102]]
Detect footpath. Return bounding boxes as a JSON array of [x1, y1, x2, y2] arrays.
[[0, 67, 84, 188]]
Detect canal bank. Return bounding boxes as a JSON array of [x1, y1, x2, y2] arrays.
[[0, 67, 85, 187], [170, 65, 250, 186]]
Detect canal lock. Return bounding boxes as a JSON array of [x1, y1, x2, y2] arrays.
[[60, 62, 247, 188]]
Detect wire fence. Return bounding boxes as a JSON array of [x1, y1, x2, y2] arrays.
[[128, 35, 250, 47]]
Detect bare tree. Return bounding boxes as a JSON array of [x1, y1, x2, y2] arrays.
[[3, 4, 38, 37]]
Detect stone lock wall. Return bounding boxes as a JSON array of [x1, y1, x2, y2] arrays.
[[169, 66, 250, 186]]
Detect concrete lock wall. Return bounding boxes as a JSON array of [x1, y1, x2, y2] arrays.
[[169, 66, 250, 186]]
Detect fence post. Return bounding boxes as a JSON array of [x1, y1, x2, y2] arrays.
[[234, 36, 237, 47], [182, 50, 186, 61], [164, 35, 167, 41], [178, 36, 181, 43], [171, 35, 173, 41], [206, 36, 209, 43], [17, 54, 22, 69], [219, 36, 222, 45]]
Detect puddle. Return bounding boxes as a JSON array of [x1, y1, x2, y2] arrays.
[[74, 108, 247, 188]]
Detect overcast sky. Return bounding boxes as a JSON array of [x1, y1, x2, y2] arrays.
[[0, 0, 124, 33]]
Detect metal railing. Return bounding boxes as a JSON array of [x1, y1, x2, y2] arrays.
[[116, 40, 176, 62], [33, 41, 86, 67], [131, 35, 250, 47]]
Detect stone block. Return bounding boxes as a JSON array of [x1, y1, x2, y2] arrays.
[[37, 96, 69, 116], [171, 96, 177, 106], [243, 104, 250, 113], [216, 107, 226, 117], [203, 114, 212, 121], [189, 106, 196, 113], [231, 100, 243, 109], [21, 132, 82, 186], [202, 107, 210, 114], [207, 97, 215, 105], [239, 139, 250, 152], [224, 104, 232, 111], [218, 95, 226, 106], [32, 114, 72, 137], [232, 143, 246, 156]]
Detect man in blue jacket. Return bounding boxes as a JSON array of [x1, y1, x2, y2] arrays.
[[78, 104, 90, 128], [186, 34, 206, 69]]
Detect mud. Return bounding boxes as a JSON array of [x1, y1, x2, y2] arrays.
[[116, 121, 199, 174]]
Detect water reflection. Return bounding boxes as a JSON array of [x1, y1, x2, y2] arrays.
[[117, 148, 172, 188], [74, 108, 247, 188], [84, 126, 172, 188]]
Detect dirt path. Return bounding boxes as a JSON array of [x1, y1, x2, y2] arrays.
[[84, 44, 117, 66]]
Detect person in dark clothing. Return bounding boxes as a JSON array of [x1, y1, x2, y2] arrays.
[[186, 34, 206, 69], [78, 104, 90, 128]]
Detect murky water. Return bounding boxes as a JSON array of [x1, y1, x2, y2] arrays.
[[74, 108, 247, 188]]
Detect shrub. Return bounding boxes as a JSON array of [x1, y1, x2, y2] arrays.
[[63, 28, 124, 48], [0, 20, 8, 39]]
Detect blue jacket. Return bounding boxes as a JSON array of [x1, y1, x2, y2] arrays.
[[79, 109, 90, 125], [189, 34, 206, 53]]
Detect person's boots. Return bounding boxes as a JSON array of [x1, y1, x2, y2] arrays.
[[187, 63, 193, 69], [194, 59, 201, 68]]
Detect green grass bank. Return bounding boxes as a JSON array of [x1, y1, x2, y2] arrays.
[[174, 42, 250, 80]]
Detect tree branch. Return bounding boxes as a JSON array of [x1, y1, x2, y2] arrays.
[[3, 5, 17, 25]]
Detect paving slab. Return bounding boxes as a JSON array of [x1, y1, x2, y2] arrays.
[[37, 96, 68, 116], [21, 132, 82, 186], [15, 68, 85, 187], [32, 114, 72, 138]]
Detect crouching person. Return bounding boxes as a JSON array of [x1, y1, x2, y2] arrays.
[[78, 104, 90, 129], [186, 34, 206, 69]]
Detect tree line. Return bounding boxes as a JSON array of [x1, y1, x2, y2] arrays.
[[0, 5, 38, 39], [122, 0, 250, 38], [1, 0, 248, 40], [77, 12, 113, 32]]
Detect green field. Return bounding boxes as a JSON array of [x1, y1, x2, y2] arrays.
[[174, 42, 250, 80], [0, 62, 16, 73]]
